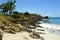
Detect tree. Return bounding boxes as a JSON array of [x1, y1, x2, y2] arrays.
[[7, 0, 16, 14], [24, 12, 30, 15], [11, 11, 20, 19], [45, 16, 48, 19], [13, 11, 19, 14], [0, 0, 16, 15], [0, 3, 7, 14]]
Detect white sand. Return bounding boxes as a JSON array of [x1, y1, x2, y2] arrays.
[[2, 23, 60, 40], [41, 29, 60, 40], [3, 29, 60, 40], [2, 32, 42, 40]]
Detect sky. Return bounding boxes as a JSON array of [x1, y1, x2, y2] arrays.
[[0, 0, 60, 17]]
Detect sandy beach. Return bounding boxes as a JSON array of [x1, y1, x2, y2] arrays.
[[2, 29, 60, 40], [40, 23, 60, 40], [3, 32, 42, 40], [41, 29, 60, 40], [2, 23, 60, 40]]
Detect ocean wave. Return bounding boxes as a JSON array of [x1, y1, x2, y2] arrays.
[[39, 23, 60, 29]]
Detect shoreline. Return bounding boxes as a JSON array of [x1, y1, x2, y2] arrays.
[[1, 23, 60, 40], [39, 23, 60, 29], [40, 29, 60, 40], [2, 28, 60, 40], [39, 23, 60, 40], [39, 23, 60, 35]]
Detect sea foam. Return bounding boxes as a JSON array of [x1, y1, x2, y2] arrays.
[[39, 23, 60, 29]]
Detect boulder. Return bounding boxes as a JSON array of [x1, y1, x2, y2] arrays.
[[29, 33, 40, 39]]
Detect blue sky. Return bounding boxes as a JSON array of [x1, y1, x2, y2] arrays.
[[0, 0, 60, 17]]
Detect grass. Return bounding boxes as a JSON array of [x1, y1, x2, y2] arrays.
[[0, 14, 6, 22], [0, 13, 47, 34], [0, 14, 21, 33]]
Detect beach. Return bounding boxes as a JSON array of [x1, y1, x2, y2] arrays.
[[41, 29, 60, 40], [3, 32, 42, 40], [2, 23, 60, 40], [40, 23, 60, 40], [0, 0, 60, 40]]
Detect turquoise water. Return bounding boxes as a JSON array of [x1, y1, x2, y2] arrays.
[[48, 17, 60, 24], [46, 17, 60, 35]]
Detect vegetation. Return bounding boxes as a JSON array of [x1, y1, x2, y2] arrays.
[[0, 0, 16, 14], [0, 0, 48, 34]]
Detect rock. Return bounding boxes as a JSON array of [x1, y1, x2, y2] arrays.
[[3, 28, 16, 34], [29, 33, 40, 39], [29, 25, 36, 29], [0, 31, 3, 40], [3, 28, 11, 32], [9, 30, 16, 34], [10, 26, 20, 32], [0, 34, 2, 40], [26, 28, 32, 33], [37, 25, 43, 28], [45, 16, 48, 19], [32, 31, 45, 34], [37, 29, 44, 31]]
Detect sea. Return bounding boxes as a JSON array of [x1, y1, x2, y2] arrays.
[[48, 17, 60, 24], [39, 17, 60, 35], [48, 17, 60, 35]]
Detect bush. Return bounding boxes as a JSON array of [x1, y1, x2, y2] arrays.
[[24, 12, 30, 15], [13, 11, 19, 14], [11, 14, 20, 19], [11, 12, 20, 19]]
